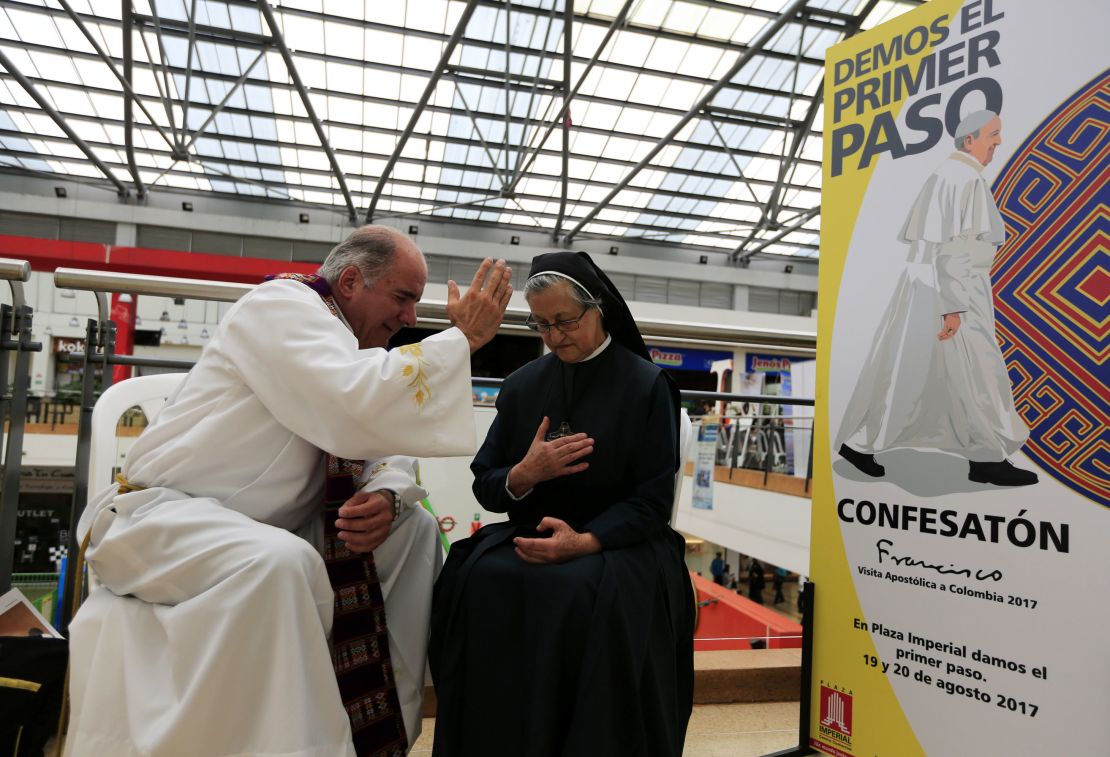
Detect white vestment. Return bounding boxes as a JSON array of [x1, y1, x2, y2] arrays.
[[838, 152, 1029, 462], [66, 279, 476, 756]]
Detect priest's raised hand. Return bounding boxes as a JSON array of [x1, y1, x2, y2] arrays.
[[505, 415, 594, 497], [446, 257, 513, 352]]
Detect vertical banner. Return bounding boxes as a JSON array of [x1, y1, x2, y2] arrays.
[[812, 2, 1109, 756], [692, 418, 719, 511]]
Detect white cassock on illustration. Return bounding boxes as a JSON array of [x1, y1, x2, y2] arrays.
[[837, 150, 1029, 465]]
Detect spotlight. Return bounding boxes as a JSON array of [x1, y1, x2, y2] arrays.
[[299, 213, 310, 224], [510, 236, 520, 246], [54, 186, 67, 198], [68, 317, 79, 327], [200, 328, 210, 339], [699, 255, 709, 265], [177, 318, 188, 329], [160, 310, 170, 321], [182, 201, 193, 212], [609, 246, 619, 255], [408, 225, 419, 235], [784, 264, 794, 274]]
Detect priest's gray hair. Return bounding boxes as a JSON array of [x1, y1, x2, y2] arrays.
[[524, 273, 603, 310], [954, 110, 998, 150], [319, 225, 401, 287]]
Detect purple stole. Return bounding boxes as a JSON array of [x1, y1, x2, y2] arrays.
[[265, 273, 408, 757]]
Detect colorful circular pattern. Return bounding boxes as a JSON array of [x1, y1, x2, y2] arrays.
[[992, 69, 1110, 507]]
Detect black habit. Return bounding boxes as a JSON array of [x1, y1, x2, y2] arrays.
[[430, 252, 694, 756]]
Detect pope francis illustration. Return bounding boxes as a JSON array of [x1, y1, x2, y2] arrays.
[[836, 110, 1038, 488]]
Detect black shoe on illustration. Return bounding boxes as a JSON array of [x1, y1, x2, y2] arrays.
[[838, 444, 885, 477], [968, 460, 1039, 487]]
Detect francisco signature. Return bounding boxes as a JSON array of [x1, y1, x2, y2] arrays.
[[876, 538, 1003, 582]]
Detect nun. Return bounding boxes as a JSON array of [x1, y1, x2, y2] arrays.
[[429, 251, 694, 756]]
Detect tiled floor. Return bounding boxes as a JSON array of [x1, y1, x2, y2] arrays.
[[410, 700, 802, 756]]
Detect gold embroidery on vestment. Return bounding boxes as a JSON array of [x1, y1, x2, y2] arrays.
[[398, 343, 431, 408]]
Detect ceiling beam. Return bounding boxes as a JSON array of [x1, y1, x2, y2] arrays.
[[366, 0, 484, 222], [258, 0, 358, 222], [0, 92, 820, 206], [0, 47, 129, 197], [563, 0, 809, 243], [9, 1, 821, 109]]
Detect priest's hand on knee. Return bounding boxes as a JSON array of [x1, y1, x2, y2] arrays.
[[506, 416, 594, 497], [937, 313, 961, 341], [513, 517, 601, 564], [446, 257, 513, 353], [335, 490, 394, 552]]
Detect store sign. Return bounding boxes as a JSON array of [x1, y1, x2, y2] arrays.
[[53, 337, 85, 354], [746, 353, 793, 374], [647, 346, 732, 372], [19, 466, 75, 494]]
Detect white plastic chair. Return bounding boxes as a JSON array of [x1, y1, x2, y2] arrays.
[[87, 373, 188, 501], [81, 373, 187, 594]]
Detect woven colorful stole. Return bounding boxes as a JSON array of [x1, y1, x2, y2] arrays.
[[266, 273, 408, 757]]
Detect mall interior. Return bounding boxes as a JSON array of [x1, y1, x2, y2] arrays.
[[0, 1, 1026, 756]]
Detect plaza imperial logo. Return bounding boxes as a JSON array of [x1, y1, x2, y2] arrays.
[[815, 683, 854, 755]]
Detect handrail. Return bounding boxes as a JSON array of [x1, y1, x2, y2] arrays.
[[55, 268, 253, 303], [0, 257, 31, 282], [53, 267, 817, 350]]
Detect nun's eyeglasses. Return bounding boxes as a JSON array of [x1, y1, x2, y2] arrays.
[[525, 307, 590, 334]]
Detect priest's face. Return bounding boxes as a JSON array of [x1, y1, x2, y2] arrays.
[[338, 240, 427, 349], [527, 282, 606, 363], [965, 116, 1002, 166]]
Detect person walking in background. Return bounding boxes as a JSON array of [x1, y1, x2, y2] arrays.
[[710, 551, 726, 585], [748, 559, 765, 605], [773, 566, 787, 604]]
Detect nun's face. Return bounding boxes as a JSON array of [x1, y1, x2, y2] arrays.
[[526, 282, 606, 363]]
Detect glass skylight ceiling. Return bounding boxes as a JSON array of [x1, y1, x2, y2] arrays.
[[0, 0, 919, 260]]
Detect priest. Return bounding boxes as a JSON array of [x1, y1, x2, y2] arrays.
[[66, 225, 512, 756], [837, 111, 1037, 487]]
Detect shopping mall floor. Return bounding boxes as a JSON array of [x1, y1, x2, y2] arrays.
[[411, 701, 803, 756]]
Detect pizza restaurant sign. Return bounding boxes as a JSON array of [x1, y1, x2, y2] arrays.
[[647, 346, 733, 372]]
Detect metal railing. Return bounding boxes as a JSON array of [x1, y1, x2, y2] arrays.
[[0, 257, 41, 594]]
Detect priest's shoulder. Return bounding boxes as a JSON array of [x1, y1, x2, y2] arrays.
[[231, 278, 324, 313]]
